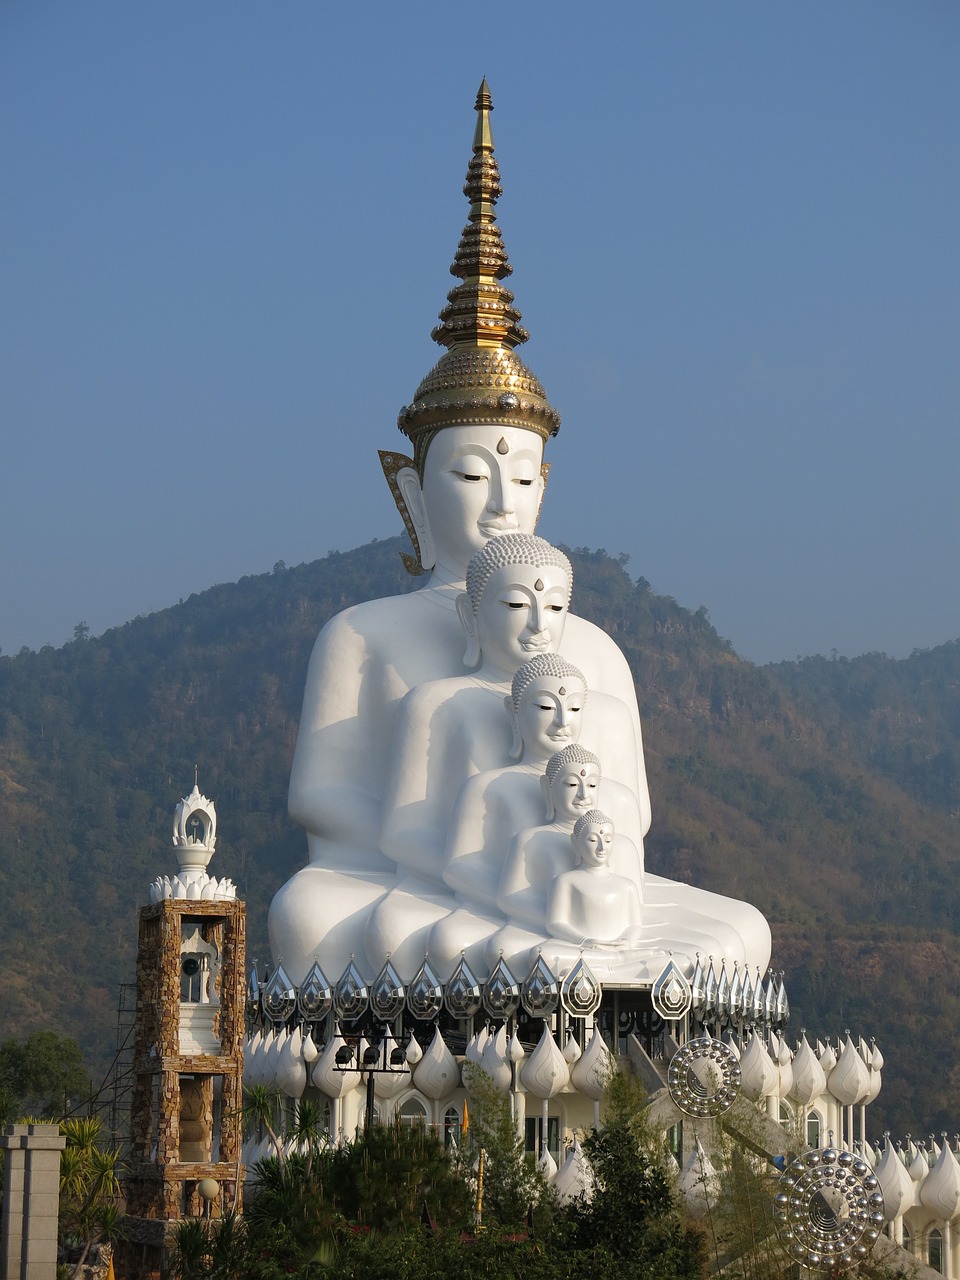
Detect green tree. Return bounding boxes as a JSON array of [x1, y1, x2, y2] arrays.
[[461, 1063, 549, 1230], [569, 1070, 708, 1280], [0, 1031, 90, 1118]]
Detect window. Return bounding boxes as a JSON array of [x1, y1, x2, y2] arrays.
[[928, 1228, 943, 1273], [525, 1116, 560, 1164], [398, 1097, 427, 1126], [806, 1111, 822, 1148], [667, 1123, 683, 1159], [443, 1106, 461, 1147]]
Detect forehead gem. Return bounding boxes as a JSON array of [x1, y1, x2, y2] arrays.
[[497, 436, 510, 455], [580, 769, 586, 777], [534, 578, 544, 591], [559, 685, 566, 695]]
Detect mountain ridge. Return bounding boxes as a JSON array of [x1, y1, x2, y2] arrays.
[[1, 535, 957, 1134]]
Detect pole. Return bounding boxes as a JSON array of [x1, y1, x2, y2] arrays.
[[364, 1071, 375, 1136]]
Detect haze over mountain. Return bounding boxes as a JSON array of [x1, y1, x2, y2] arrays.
[[1, 537, 957, 1136]]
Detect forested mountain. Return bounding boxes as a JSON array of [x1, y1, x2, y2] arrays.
[[1, 537, 957, 1135]]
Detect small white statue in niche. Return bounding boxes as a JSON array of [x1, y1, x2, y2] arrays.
[[546, 810, 643, 947]]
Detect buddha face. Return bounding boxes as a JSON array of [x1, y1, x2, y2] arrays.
[[550, 762, 601, 823], [515, 675, 586, 761], [399, 426, 545, 578], [574, 819, 614, 870], [468, 561, 570, 679]]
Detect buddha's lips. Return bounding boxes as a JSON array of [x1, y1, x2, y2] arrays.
[[478, 518, 519, 537]]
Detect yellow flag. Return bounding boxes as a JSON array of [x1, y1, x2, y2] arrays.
[[461, 1098, 469, 1138]]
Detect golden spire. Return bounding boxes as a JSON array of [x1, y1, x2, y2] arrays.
[[432, 78, 527, 353], [398, 81, 560, 451]]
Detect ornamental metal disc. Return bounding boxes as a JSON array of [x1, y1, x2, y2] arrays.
[[444, 953, 482, 1020], [261, 962, 296, 1024], [483, 956, 521, 1021], [333, 960, 369, 1023], [560, 956, 602, 1018], [406, 957, 443, 1021], [370, 959, 405, 1023], [651, 958, 692, 1021], [773, 1148, 884, 1272], [246, 964, 261, 1019], [690, 955, 707, 1018], [521, 954, 560, 1020], [667, 1036, 741, 1117], [297, 960, 332, 1022]]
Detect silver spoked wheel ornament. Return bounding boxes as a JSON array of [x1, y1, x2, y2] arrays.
[[774, 1148, 884, 1271], [667, 1037, 741, 1117]]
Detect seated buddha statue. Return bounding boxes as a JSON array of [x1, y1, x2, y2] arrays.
[[546, 812, 644, 947], [268, 83, 770, 989], [378, 533, 574, 885], [440, 653, 589, 910]]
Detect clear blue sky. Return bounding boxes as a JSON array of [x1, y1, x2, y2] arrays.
[[1, 2, 957, 663]]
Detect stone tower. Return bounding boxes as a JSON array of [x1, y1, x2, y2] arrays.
[[121, 778, 245, 1279]]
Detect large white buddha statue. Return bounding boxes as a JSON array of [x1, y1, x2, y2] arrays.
[[268, 82, 771, 987]]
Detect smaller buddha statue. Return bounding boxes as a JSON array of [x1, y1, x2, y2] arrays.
[[494, 744, 643, 937], [363, 535, 573, 974], [546, 811, 643, 947], [441, 653, 588, 909], [378, 532, 574, 883]]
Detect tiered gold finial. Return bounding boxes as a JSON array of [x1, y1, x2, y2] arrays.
[[397, 80, 560, 451]]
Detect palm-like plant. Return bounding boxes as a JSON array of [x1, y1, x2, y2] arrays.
[[58, 1117, 125, 1280], [241, 1085, 285, 1162]]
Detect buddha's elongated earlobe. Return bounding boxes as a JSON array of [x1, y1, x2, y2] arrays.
[[540, 772, 555, 820], [535, 462, 549, 528], [378, 450, 434, 575], [456, 593, 481, 668], [506, 695, 523, 759]]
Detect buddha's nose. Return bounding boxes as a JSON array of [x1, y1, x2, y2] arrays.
[[487, 468, 514, 516], [528, 600, 550, 637]]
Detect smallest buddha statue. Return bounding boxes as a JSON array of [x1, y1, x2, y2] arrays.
[[546, 810, 643, 947]]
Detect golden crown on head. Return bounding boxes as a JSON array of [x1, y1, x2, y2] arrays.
[[397, 79, 560, 456], [381, 81, 560, 574]]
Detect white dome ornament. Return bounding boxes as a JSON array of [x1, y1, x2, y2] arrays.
[[412, 1027, 460, 1099], [554, 1138, 594, 1205], [480, 1024, 513, 1094], [165, 772, 235, 900], [788, 1032, 827, 1108], [679, 1138, 720, 1219], [570, 1025, 614, 1130], [920, 1134, 960, 1221], [874, 1134, 915, 1223], [739, 1032, 777, 1102]]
